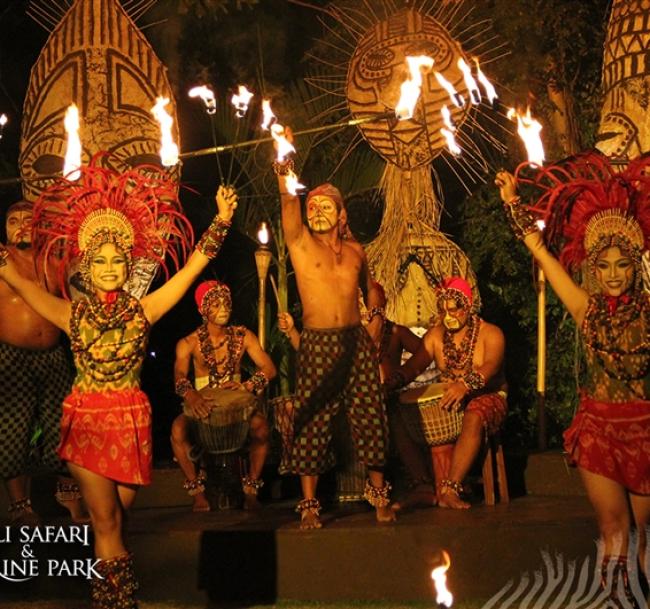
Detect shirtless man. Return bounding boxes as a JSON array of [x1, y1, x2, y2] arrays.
[[385, 277, 507, 509], [275, 154, 395, 528], [0, 200, 85, 524], [172, 280, 276, 511]]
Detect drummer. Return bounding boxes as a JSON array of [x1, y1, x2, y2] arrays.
[[384, 277, 507, 509], [172, 280, 276, 511]]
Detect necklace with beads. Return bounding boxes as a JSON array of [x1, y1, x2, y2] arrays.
[[198, 323, 242, 387], [442, 314, 480, 373]]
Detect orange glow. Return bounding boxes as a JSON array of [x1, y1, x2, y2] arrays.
[[435, 72, 464, 108], [473, 58, 498, 104], [431, 550, 453, 608], [457, 58, 481, 105], [231, 85, 254, 118], [63, 104, 82, 180], [188, 85, 216, 114], [270, 123, 296, 162], [395, 55, 434, 120], [257, 222, 270, 245], [284, 170, 305, 196], [261, 99, 276, 130]]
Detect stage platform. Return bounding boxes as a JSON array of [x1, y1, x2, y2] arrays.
[[0, 451, 603, 608]]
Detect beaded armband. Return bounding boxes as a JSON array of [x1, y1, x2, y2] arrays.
[[363, 479, 392, 508], [462, 370, 486, 392], [272, 158, 295, 177], [366, 306, 386, 322], [196, 216, 230, 259], [175, 377, 193, 398], [503, 196, 538, 240], [248, 370, 269, 394]]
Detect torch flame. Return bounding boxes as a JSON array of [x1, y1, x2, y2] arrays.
[[441, 127, 461, 156], [0, 114, 7, 126], [151, 97, 179, 167], [285, 171, 305, 196], [395, 55, 434, 120], [507, 106, 545, 166], [473, 58, 498, 105], [188, 85, 216, 114], [457, 58, 481, 105], [257, 222, 270, 245], [435, 72, 465, 108], [261, 99, 276, 130], [431, 551, 453, 608], [270, 123, 296, 162], [63, 104, 82, 181], [231, 85, 254, 118]]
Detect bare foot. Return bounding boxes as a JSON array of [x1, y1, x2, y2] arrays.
[[299, 509, 322, 530], [376, 505, 397, 523], [243, 493, 262, 511], [192, 493, 211, 512], [392, 486, 437, 511], [438, 490, 470, 509]]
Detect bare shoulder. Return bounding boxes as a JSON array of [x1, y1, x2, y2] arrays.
[[178, 331, 199, 351], [423, 324, 443, 346], [243, 327, 261, 346], [479, 319, 504, 343]]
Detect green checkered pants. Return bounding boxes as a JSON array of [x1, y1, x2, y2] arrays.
[[290, 325, 388, 475]]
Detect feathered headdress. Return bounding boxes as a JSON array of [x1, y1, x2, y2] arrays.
[[32, 154, 193, 297], [515, 151, 650, 273]]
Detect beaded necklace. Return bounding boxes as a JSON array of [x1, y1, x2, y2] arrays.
[[198, 323, 245, 387], [583, 292, 649, 383], [70, 292, 148, 384], [442, 314, 480, 374]]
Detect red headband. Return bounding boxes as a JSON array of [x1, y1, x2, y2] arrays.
[[306, 183, 344, 210], [194, 280, 231, 315]]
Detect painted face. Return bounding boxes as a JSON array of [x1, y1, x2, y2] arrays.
[[206, 300, 232, 326], [6, 210, 33, 248], [441, 297, 469, 332], [307, 195, 340, 234], [90, 242, 128, 295], [594, 246, 635, 297]]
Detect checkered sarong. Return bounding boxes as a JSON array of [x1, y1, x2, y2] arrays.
[[290, 325, 388, 475], [0, 343, 73, 478]]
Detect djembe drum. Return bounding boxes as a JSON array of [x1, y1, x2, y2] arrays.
[[184, 386, 258, 454], [398, 383, 463, 447]]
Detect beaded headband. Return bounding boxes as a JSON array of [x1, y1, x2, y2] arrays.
[[437, 277, 473, 310], [195, 280, 231, 316], [584, 209, 644, 257], [78, 209, 135, 253]]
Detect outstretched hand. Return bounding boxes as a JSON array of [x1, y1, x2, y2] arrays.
[[494, 170, 518, 204], [216, 185, 238, 222]]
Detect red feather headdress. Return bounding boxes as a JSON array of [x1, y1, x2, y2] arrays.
[[32, 154, 193, 297], [515, 151, 650, 273]]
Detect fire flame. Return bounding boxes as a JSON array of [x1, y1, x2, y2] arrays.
[[257, 222, 270, 245], [457, 58, 481, 105], [440, 105, 461, 156], [435, 72, 465, 108], [261, 99, 276, 130], [151, 97, 179, 167], [188, 85, 216, 114], [270, 124, 296, 162], [473, 58, 498, 105], [285, 170, 305, 196], [63, 104, 82, 181], [0, 114, 7, 126], [231, 85, 254, 118], [431, 551, 453, 608], [507, 106, 545, 166], [395, 55, 434, 120]]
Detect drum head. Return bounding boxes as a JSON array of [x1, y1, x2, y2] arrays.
[[398, 382, 446, 405], [183, 387, 258, 425]]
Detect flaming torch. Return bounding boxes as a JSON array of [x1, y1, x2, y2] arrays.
[[188, 85, 224, 184], [509, 105, 547, 448], [63, 104, 82, 181], [457, 58, 481, 105], [255, 222, 272, 350], [261, 99, 276, 131], [227, 85, 254, 185], [0, 114, 7, 140], [395, 55, 434, 120], [431, 551, 453, 608], [151, 97, 179, 167], [270, 123, 304, 195], [440, 105, 461, 156], [473, 58, 498, 107], [507, 107, 545, 167], [435, 72, 465, 108]]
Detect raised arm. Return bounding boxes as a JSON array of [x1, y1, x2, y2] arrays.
[[274, 128, 306, 248], [397, 325, 422, 355], [142, 185, 237, 325], [0, 247, 71, 333], [495, 171, 589, 325], [242, 329, 277, 394]]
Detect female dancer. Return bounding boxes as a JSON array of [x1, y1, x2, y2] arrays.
[[496, 152, 649, 606], [0, 158, 237, 608]]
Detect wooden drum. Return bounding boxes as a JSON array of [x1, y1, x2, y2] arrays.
[[184, 387, 258, 454], [398, 382, 463, 447]]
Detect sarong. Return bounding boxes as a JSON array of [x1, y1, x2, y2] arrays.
[[563, 396, 650, 495], [58, 387, 152, 485], [290, 325, 388, 475], [466, 391, 508, 435]]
